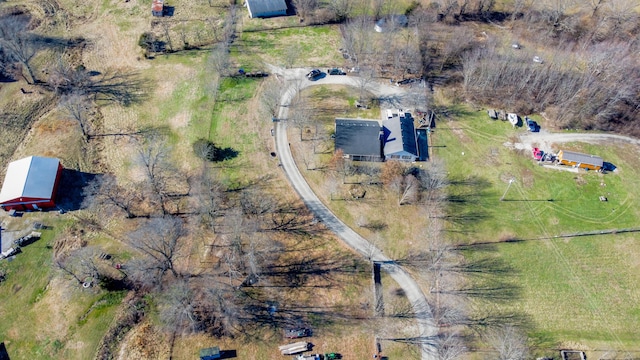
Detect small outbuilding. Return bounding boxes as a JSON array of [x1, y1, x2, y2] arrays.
[[199, 346, 220, 360], [152, 0, 164, 16], [245, 0, 287, 18], [557, 150, 603, 171], [0, 156, 63, 211]]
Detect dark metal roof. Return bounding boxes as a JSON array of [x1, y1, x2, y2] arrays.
[[559, 150, 603, 167], [415, 129, 429, 161], [246, 0, 287, 16], [335, 119, 382, 158]]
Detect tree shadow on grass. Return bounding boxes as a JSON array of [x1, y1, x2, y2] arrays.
[[261, 252, 367, 289]]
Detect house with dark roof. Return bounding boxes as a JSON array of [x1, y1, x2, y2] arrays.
[[334, 119, 384, 162], [334, 111, 428, 163], [382, 111, 419, 162], [245, 0, 287, 18], [0, 156, 63, 211]]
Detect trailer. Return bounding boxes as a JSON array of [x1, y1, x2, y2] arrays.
[[13, 231, 41, 247], [557, 150, 603, 171], [293, 354, 321, 360], [279, 342, 309, 355]]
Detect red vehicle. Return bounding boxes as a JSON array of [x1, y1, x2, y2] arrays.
[[532, 147, 544, 160]]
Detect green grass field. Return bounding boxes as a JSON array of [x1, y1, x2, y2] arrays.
[[428, 106, 640, 353], [0, 221, 123, 359], [293, 84, 640, 355]]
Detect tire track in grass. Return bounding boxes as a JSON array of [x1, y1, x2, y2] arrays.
[[511, 181, 630, 354]]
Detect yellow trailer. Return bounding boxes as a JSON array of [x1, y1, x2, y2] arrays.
[[557, 150, 603, 171]]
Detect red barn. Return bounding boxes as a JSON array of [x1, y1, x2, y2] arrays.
[[0, 156, 63, 211]]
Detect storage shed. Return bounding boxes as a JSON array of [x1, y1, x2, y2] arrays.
[[199, 346, 220, 360], [557, 150, 603, 171], [245, 0, 287, 18], [152, 0, 164, 16], [0, 156, 63, 211]]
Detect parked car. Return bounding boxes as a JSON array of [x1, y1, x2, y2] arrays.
[[532, 147, 543, 160], [306, 69, 323, 80], [327, 68, 346, 75], [284, 328, 311, 339], [526, 117, 539, 132]]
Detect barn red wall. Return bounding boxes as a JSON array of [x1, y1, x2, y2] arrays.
[[0, 163, 62, 211]]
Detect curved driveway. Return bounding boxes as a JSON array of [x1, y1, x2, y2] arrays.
[[270, 66, 438, 360]]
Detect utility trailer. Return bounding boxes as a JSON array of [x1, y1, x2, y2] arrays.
[[279, 342, 309, 355]]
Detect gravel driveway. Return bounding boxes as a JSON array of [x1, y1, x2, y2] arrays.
[[269, 65, 438, 360]]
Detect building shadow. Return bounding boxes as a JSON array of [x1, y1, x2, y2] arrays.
[[0, 342, 10, 360], [56, 169, 99, 211], [163, 6, 175, 16], [220, 350, 237, 359]]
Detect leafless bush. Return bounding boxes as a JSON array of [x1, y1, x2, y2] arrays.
[[462, 40, 640, 134]]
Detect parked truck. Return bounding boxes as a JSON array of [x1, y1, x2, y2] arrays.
[[279, 342, 309, 355]]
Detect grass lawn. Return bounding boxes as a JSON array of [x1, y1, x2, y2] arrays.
[[428, 105, 640, 354], [291, 82, 640, 354], [0, 220, 123, 360], [237, 25, 345, 69]]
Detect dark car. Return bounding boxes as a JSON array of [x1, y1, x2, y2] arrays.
[[306, 69, 323, 80], [327, 68, 346, 75], [526, 117, 539, 132], [284, 328, 311, 339]]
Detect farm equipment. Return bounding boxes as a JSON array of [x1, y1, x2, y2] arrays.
[[284, 328, 311, 339]]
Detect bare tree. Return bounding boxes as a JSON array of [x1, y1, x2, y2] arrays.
[[48, 61, 146, 105], [260, 77, 283, 118], [157, 279, 201, 333], [136, 136, 187, 216], [397, 174, 419, 206], [327, 0, 353, 21], [127, 217, 185, 285], [55, 246, 106, 285], [355, 67, 376, 103], [82, 174, 144, 219], [61, 94, 93, 141], [484, 325, 529, 360], [341, 17, 373, 70], [0, 13, 38, 84], [293, 0, 318, 19], [209, 42, 230, 78], [435, 331, 466, 360], [191, 170, 226, 231], [289, 94, 312, 141]]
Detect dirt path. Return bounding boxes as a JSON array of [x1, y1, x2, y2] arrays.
[[270, 65, 438, 360]]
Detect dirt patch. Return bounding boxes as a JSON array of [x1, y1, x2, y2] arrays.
[[520, 168, 534, 188], [169, 111, 190, 129], [32, 278, 77, 341], [117, 321, 170, 360]]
